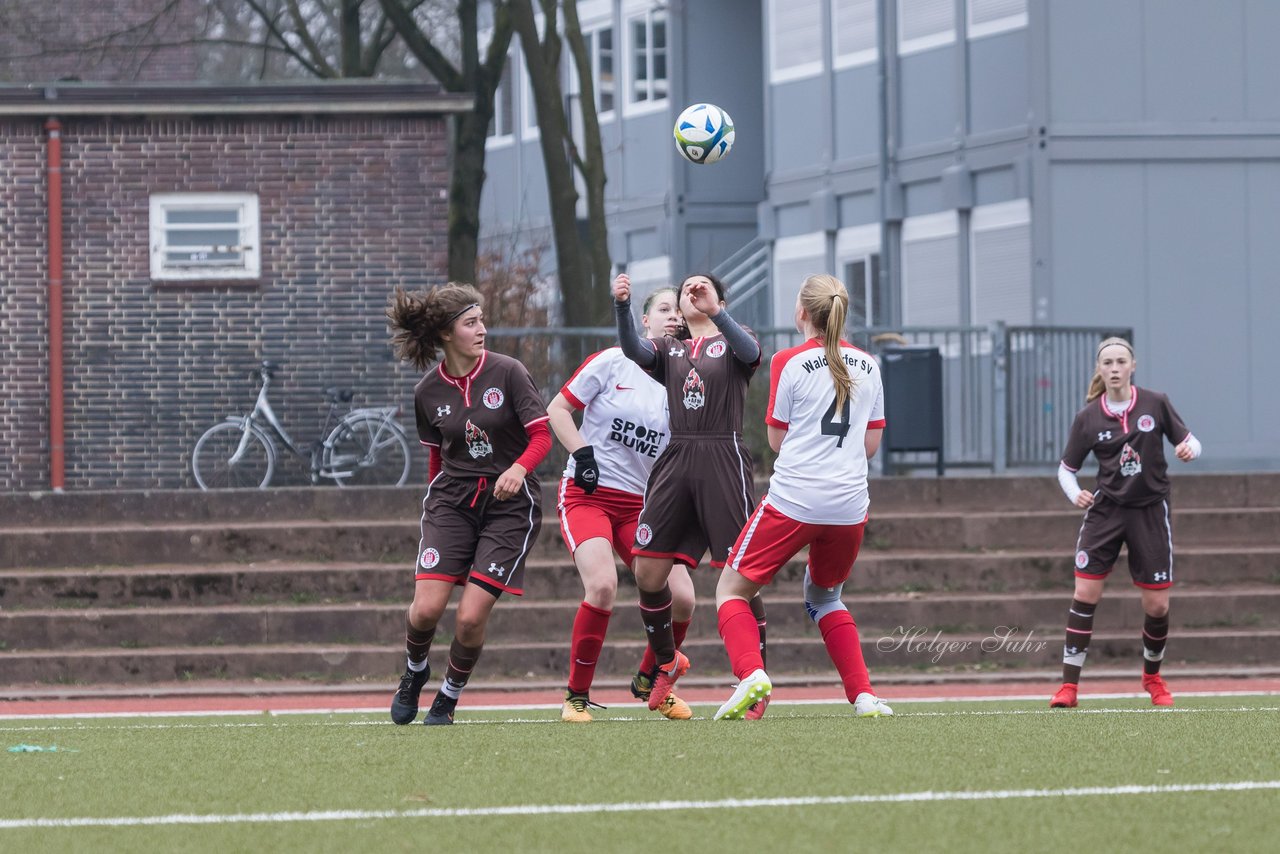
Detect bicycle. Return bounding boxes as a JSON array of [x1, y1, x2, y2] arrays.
[[191, 360, 412, 489]]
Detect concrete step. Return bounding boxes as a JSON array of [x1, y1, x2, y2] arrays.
[[3, 506, 1276, 569], [4, 473, 1277, 527], [2, 545, 1277, 610], [3, 587, 1277, 651], [2, 628, 1276, 686]]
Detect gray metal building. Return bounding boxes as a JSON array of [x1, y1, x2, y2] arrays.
[[478, 0, 1279, 471]]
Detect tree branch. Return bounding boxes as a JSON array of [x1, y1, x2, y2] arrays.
[[284, 0, 339, 77], [377, 0, 462, 89]]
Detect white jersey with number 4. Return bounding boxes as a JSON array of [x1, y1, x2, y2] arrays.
[[765, 338, 886, 525], [560, 347, 670, 496]]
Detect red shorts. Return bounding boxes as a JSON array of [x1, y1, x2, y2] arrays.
[[726, 498, 866, 588], [557, 479, 645, 568]]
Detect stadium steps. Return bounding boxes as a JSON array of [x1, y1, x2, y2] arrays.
[[0, 473, 1277, 694]]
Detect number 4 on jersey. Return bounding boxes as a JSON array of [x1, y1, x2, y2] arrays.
[[821, 394, 851, 447]]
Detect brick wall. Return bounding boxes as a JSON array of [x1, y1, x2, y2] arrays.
[[0, 113, 449, 491]]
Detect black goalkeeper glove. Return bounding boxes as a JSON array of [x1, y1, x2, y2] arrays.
[[572, 445, 599, 495]]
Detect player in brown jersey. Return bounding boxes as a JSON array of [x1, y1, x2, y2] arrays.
[[548, 286, 697, 723], [613, 271, 770, 717], [386, 283, 551, 726], [1050, 337, 1201, 709]]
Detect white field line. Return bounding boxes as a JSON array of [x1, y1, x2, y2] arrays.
[[2, 689, 1279, 722], [0, 703, 1276, 732], [3, 781, 1279, 830]]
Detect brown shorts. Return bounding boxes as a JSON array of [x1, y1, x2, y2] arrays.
[[414, 472, 543, 596], [1073, 495, 1174, 589], [633, 435, 755, 569]]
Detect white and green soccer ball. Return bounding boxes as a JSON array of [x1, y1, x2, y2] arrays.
[[673, 103, 735, 165]]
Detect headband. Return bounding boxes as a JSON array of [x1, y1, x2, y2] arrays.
[[1096, 338, 1134, 358], [446, 303, 480, 326]]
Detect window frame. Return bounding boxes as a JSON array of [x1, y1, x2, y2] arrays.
[[897, 0, 956, 57], [967, 0, 1027, 41], [486, 51, 516, 149], [832, 0, 879, 72], [623, 6, 668, 115], [968, 199, 1032, 325], [149, 192, 260, 282], [769, 0, 824, 84], [580, 24, 617, 120]]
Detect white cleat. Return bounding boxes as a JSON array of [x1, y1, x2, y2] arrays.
[[854, 692, 893, 718], [714, 669, 773, 721]]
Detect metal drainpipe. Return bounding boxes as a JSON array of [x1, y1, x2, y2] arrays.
[[45, 116, 66, 492]]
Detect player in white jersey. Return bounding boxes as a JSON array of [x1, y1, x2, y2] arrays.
[[713, 274, 894, 721], [547, 287, 696, 722]]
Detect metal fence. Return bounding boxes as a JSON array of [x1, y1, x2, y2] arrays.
[[485, 322, 1131, 478]]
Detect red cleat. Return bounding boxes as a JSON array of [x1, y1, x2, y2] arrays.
[[744, 694, 771, 720], [647, 651, 690, 711], [1142, 673, 1174, 707], [1049, 683, 1078, 708]]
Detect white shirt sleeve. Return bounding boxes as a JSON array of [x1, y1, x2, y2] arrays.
[[1058, 462, 1083, 504]]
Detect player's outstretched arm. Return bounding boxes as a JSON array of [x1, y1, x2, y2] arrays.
[[614, 276, 657, 368]]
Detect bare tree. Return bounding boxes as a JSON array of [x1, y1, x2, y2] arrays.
[[378, 0, 514, 285], [510, 0, 610, 327]]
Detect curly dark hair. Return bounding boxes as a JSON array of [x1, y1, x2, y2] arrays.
[[387, 282, 484, 371]]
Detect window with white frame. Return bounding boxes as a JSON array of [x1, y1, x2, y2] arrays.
[[838, 223, 886, 327], [487, 56, 515, 144], [898, 0, 955, 55], [149, 193, 259, 281], [772, 233, 826, 328], [969, 199, 1031, 325], [901, 211, 959, 325], [967, 0, 1026, 40], [521, 57, 540, 138], [582, 26, 616, 115], [627, 8, 667, 107], [770, 0, 822, 82], [833, 0, 878, 70]]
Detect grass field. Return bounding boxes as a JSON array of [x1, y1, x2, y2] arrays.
[[3, 695, 1278, 853]]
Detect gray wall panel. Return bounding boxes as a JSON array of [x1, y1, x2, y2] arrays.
[[1245, 0, 1280, 119], [900, 47, 957, 148], [1246, 163, 1280, 446], [839, 191, 878, 227], [1142, 0, 1245, 122], [969, 29, 1029, 134], [974, 167, 1018, 206], [1048, 163, 1146, 328], [771, 77, 826, 168], [833, 65, 879, 160], [1142, 163, 1249, 445], [904, 180, 945, 217], [1048, 0, 1142, 122]]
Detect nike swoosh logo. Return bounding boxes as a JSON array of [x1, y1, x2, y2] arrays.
[[615, 384, 634, 391]]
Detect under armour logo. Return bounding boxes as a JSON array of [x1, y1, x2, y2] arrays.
[[669, 347, 684, 357], [437, 405, 451, 417], [1153, 571, 1169, 581], [486, 562, 506, 577], [1098, 430, 1112, 441]]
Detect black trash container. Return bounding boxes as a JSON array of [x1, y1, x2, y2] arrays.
[[880, 345, 944, 475]]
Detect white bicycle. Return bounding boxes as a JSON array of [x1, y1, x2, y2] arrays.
[[191, 360, 412, 489]]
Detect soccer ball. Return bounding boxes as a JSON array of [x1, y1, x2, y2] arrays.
[[673, 103, 735, 165]]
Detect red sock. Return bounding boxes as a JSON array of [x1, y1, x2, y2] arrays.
[[637, 619, 691, 674], [567, 602, 612, 695], [717, 599, 763, 680], [819, 610, 872, 701]]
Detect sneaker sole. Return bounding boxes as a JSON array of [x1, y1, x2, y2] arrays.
[[714, 677, 772, 721]]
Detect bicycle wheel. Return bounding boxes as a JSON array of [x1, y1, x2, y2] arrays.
[[192, 420, 276, 489], [324, 414, 411, 487]]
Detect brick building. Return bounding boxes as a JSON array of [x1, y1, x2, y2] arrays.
[[0, 83, 470, 491]]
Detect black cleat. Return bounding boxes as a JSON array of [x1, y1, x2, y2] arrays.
[[629, 669, 656, 702], [390, 663, 430, 725], [423, 693, 457, 726]]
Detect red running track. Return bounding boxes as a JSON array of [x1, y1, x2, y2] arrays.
[[4, 677, 1279, 717]]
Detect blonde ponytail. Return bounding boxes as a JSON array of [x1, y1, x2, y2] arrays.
[[799, 274, 855, 411]]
